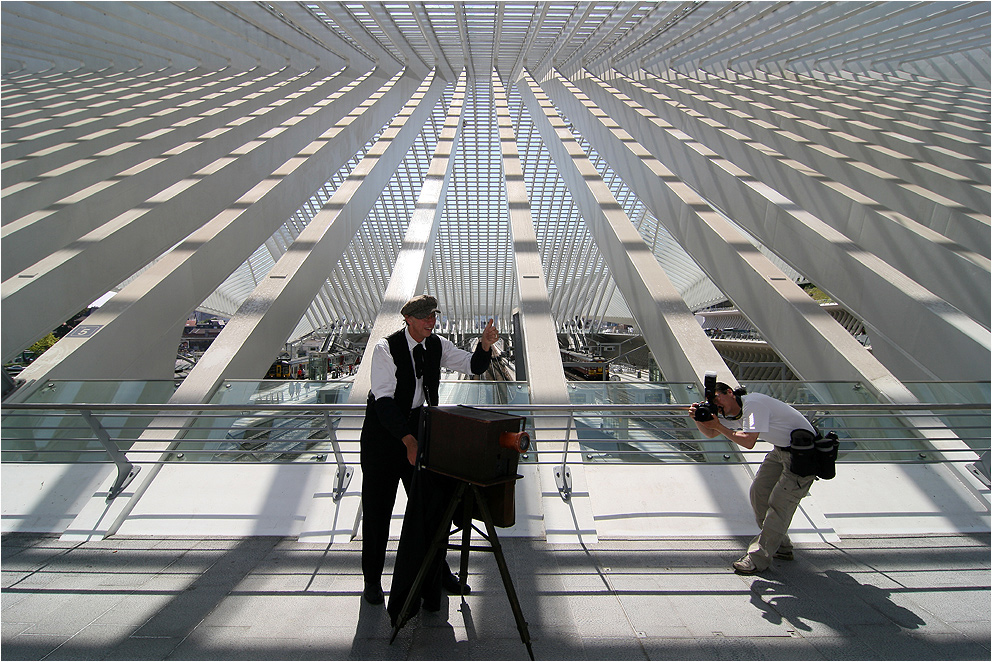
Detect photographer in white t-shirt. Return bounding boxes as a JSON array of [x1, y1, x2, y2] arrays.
[[690, 383, 817, 575]]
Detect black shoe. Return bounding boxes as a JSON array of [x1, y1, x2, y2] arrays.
[[441, 572, 471, 595], [422, 594, 442, 612], [363, 582, 384, 605]]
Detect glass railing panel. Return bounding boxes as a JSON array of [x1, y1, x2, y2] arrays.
[[4, 380, 985, 466], [736, 381, 882, 405], [560, 381, 968, 465], [566, 382, 735, 464], [177, 380, 531, 463], [437, 381, 530, 406], [903, 382, 990, 404], [179, 380, 358, 462], [734, 382, 891, 463], [208, 379, 353, 405], [1, 380, 178, 462], [902, 382, 990, 454], [567, 382, 697, 406]]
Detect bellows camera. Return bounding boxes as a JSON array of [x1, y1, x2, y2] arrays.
[[423, 405, 530, 527], [693, 371, 719, 422]]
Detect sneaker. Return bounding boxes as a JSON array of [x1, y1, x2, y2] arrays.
[[732, 554, 761, 575], [774, 549, 794, 561]]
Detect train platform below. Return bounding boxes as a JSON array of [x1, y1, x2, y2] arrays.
[[2, 531, 989, 661]]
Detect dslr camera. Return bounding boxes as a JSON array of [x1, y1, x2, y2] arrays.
[[692, 371, 719, 422]]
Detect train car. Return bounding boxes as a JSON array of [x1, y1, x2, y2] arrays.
[[560, 349, 609, 381], [264, 359, 293, 379]]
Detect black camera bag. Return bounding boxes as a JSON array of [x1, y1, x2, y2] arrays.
[[789, 428, 839, 479], [789, 428, 818, 477], [814, 431, 839, 479]]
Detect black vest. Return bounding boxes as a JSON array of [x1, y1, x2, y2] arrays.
[[383, 329, 442, 410]]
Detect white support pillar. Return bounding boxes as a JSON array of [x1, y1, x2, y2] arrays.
[[495, 72, 596, 544], [58, 71, 446, 541], [11, 69, 416, 391], [300, 72, 467, 543], [570, 71, 989, 381], [544, 72, 910, 402], [177, 70, 446, 395], [518, 71, 734, 387]]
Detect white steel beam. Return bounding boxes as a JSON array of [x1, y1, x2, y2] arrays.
[[2, 68, 301, 264], [518, 70, 733, 387], [172, 71, 446, 401], [664, 71, 990, 251], [607, 70, 990, 323], [303, 72, 466, 544], [544, 72, 911, 401], [58, 71, 446, 540], [571, 72, 990, 381], [349, 72, 467, 401], [495, 71, 597, 543], [2, 69, 364, 362], [11, 69, 415, 388]]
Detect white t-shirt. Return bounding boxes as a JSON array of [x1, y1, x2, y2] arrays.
[[722, 392, 814, 447], [369, 328, 477, 407]]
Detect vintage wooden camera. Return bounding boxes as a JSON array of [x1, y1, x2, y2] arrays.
[[423, 405, 529, 527]]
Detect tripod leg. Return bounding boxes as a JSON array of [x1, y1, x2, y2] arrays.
[[457, 485, 474, 598], [472, 485, 534, 661], [390, 481, 467, 643]]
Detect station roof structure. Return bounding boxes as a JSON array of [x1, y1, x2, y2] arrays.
[[1, 1, 989, 391], [1, 12, 990, 652]]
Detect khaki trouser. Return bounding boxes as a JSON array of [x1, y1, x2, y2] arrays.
[[747, 445, 816, 569]]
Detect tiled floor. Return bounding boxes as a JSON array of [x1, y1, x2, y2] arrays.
[[2, 532, 989, 660]]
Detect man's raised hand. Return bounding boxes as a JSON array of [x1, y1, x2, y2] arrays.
[[481, 318, 498, 350]]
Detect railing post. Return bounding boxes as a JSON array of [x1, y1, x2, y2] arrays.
[[554, 410, 574, 501], [967, 450, 991, 487], [79, 409, 140, 501], [324, 411, 354, 502]]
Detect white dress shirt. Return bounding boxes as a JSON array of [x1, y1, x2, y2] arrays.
[[369, 328, 478, 407]]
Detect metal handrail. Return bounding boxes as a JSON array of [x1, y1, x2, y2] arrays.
[[2, 401, 986, 412], [3, 401, 989, 502]]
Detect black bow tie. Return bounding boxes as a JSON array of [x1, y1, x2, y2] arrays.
[[413, 343, 425, 378]]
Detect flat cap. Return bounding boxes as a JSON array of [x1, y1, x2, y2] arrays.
[[401, 294, 440, 319]]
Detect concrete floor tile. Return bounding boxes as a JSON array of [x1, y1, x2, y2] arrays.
[[1, 532, 988, 661], [103, 635, 184, 660], [845, 623, 948, 660], [0, 633, 68, 661], [42, 624, 135, 661], [904, 630, 992, 659], [90, 589, 184, 627]]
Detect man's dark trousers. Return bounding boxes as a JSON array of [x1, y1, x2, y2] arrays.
[[360, 408, 420, 585]]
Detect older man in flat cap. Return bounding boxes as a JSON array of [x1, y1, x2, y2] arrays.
[[360, 294, 497, 607]]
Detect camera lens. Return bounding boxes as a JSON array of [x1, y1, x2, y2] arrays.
[[693, 402, 714, 422]]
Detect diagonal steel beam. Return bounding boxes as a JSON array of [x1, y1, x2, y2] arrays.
[[517, 70, 733, 387]]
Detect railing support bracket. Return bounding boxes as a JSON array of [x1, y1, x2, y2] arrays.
[[79, 409, 139, 502], [324, 411, 354, 502], [333, 465, 354, 502], [555, 464, 571, 501]]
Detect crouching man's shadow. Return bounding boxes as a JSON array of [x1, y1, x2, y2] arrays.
[[747, 569, 926, 633]]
